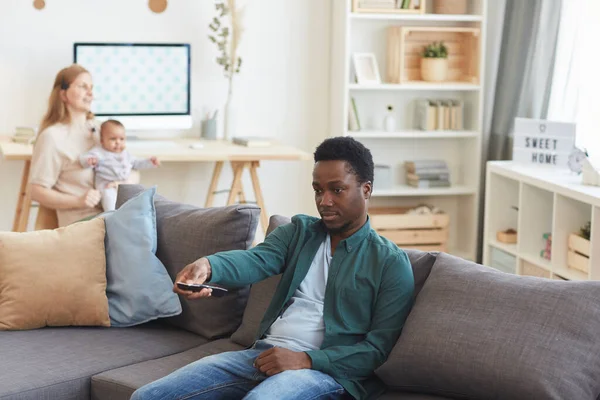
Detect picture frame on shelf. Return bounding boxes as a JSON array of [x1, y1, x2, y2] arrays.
[[352, 53, 381, 85]]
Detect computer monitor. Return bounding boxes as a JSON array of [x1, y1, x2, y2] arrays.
[[73, 43, 192, 130]]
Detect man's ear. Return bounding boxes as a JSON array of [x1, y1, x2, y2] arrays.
[[363, 181, 372, 199]]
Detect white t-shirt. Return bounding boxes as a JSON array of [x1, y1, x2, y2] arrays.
[[263, 234, 331, 352]]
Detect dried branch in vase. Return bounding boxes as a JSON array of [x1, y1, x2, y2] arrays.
[[208, 0, 244, 80]]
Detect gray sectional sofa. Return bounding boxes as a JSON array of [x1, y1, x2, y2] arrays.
[[3, 184, 600, 400]]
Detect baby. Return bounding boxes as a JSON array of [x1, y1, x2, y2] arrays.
[[80, 119, 160, 212]]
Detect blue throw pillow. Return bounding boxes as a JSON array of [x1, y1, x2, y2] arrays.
[[104, 187, 182, 327]]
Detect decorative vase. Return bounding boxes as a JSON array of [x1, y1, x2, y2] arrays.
[[384, 112, 396, 132], [421, 58, 449, 82], [223, 85, 236, 141]]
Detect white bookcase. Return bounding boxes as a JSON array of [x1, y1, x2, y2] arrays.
[[329, 0, 488, 261], [483, 161, 600, 281]]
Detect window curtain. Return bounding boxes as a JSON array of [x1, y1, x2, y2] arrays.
[[547, 0, 600, 157], [477, 0, 562, 262], [486, 0, 562, 162]]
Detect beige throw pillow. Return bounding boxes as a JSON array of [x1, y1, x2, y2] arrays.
[[0, 218, 110, 330]]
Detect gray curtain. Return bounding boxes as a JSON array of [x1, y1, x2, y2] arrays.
[[477, 0, 562, 262], [487, 0, 562, 161]]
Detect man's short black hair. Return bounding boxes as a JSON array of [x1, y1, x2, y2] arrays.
[[314, 136, 374, 184]]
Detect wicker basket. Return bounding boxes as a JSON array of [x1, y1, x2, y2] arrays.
[[433, 0, 468, 14]]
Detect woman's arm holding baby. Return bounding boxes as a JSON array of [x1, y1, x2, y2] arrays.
[[31, 185, 101, 209]]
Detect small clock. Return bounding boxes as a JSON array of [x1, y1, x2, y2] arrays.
[[568, 147, 588, 174]]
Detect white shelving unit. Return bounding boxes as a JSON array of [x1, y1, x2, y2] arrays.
[[330, 0, 487, 261], [483, 161, 600, 281]]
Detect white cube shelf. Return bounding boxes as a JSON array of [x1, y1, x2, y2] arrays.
[[483, 161, 600, 281]]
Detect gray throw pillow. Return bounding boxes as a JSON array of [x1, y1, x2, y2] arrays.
[[377, 252, 600, 400], [116, 185, 259, 339]]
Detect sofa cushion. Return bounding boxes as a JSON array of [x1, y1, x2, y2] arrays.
[[116, 184, 259, 339], [402, 249, 436, 298], [91, 339, 243, 400], [0, 218, 109, 330], [377, 252, 600, 400], [231, 275, 282, 347], [104, 187, 182, 327], [0, 322, 206, 400]]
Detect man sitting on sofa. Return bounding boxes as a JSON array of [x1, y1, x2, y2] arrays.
[[131, 137, 415, 400]]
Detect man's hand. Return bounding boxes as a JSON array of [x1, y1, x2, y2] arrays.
[[173, 257, 212, 300], [79, 189, 101, 208], [254, 347, 312, 376], [150, 156, 160, 167]]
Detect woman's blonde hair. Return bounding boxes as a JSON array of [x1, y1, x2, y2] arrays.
[[39, 64, 94, 134]]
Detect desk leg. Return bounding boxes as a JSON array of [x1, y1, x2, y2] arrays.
[[226, 162, 245, 206], [249, 161, 269, 233], [13, 160, 32, 232], [205, 161, 224, 208]]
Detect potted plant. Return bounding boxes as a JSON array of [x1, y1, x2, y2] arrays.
[[421, 41, 448, 82]]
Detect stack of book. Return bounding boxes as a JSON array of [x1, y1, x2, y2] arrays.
[[11, 126, 38, 145], [404, 160, 451, 188], [357, 0, 415, 10], [232, 136, 272, 147], [415, 98, 464, 131]]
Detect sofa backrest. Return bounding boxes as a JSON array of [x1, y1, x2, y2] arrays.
[[116, 184, 260, 340]]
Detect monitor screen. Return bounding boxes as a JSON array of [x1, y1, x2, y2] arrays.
[[73, 43, 191, 117]]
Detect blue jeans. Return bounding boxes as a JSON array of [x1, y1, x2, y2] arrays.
[[130, 341, 346, 400]]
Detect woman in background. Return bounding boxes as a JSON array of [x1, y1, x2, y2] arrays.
[[30, 64, 102, 227]]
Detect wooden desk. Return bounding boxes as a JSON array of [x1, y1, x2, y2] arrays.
[[0, 137, 311, 233]]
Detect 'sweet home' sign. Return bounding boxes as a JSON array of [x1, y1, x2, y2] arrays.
[[512, 118, 576, 168]]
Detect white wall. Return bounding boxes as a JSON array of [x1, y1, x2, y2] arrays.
[[0, 0, 331, 233]]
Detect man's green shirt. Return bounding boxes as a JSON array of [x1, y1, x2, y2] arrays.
[[207, 214, 415, 399]]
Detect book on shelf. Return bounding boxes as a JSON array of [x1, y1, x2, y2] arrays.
[[404, 160, 448, 171], [357, 0, 413, 9], [415, 98, 464, 131], [231, 136, 273, 147], [406, 172, 450, 181], [348, 97, 361, 131]]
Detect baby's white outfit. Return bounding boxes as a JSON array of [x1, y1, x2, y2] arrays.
[[79, 146, 155, 211]]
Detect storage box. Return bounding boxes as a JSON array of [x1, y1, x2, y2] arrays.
[[567, 233, 590, 274], [496, 230, 517, 244], [521, 261, 551, 279], [490, 247, 516, 274], [370, 207, 449, 251], [387, 27, 481, 84]]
